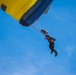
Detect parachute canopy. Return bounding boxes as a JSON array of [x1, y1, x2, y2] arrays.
[[0, 0, 53, 26]]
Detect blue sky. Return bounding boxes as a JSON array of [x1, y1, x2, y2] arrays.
[[0, 0, 76, 75]]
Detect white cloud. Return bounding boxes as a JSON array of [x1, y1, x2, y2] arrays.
[[12, 52, 73, 75], [65, 43, 75, 59]]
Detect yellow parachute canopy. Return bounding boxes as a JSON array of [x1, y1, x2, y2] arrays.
[[0, 0, 53, 26], [0, 0, 37, 20]]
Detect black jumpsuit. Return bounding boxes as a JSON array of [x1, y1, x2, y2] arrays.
[[47, 37, 58, 57]]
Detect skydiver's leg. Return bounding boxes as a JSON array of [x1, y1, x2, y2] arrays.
[[49, 44, 53, 54], [50, 44, 58, 56], [52, 49, 58, 57]]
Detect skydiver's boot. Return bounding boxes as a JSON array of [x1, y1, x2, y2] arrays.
[[50, 50, 53, 54], [53, 49, 58, 57]]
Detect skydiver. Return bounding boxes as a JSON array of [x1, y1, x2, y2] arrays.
[[40, 29, 58, 56], [45, 34, 58, 57]]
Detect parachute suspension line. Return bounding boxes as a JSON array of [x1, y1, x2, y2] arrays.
[[31, 22, 43, 33], [31, 25, 48, 36], [36, 22, 42, 29], [31, 22, 48, 36], [37, 22, 48, 33], [31, 25, 40, 33]]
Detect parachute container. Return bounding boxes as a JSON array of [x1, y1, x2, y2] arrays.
[[0, 0, 53, 26]]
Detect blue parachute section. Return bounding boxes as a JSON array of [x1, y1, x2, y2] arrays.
[[20, 0, 53, 26]]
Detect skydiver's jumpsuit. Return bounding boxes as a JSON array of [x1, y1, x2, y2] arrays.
[[40, 30, 58, 56], [46, 35, 58, 57]]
